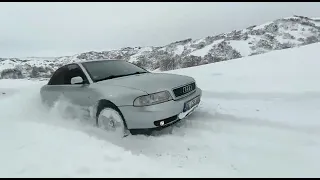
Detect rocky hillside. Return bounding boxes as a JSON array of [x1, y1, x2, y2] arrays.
[[1, 15, 320, 79]]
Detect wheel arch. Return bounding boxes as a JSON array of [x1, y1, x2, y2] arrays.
[[94, 99, 129, 129]]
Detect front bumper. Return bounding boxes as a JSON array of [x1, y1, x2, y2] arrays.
[[118, 87, 202, 130]]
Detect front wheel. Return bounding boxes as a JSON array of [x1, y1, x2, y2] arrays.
[[96, 106, 130, 137]]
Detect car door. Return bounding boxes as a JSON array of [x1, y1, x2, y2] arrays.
[[59, 64, 96, 108], [41, 65, 69, 106]]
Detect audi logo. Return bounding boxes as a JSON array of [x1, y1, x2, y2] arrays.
[[182, 85, 193, 93]]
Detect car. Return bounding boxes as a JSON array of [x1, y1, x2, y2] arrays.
[[40, 59, 202, 136]]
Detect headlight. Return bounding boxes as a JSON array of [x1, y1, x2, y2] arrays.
[[133, 91, 173, 107]]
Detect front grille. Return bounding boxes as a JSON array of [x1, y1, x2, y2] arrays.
[[172, 82, 196, 98]]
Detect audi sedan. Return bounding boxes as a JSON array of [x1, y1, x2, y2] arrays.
[[40, 59, 202, 136]]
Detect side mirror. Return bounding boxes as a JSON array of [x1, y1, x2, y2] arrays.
[[71, 76, 84, 85]]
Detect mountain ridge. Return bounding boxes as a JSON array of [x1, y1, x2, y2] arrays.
[[1, 15, 320, 79]]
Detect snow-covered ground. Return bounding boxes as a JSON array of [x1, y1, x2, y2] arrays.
[[1, 43, 320, 178]]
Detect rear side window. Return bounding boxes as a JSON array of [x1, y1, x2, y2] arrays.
[[48, 66, 68, 85], [64, 64, 89, 85], [48, 64, 88, 85]]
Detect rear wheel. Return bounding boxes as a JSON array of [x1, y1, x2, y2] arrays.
[[96, 102, 130, 137]]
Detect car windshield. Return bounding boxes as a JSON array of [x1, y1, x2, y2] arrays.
[[81, 60, 149, 82]]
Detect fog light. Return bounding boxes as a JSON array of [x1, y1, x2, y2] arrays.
[[160, 121, 165, 126]]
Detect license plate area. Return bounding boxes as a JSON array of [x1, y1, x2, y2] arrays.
[[183, 96, 200, 112]]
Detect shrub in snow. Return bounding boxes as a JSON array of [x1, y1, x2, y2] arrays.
[[181, 55, 202, 68], [0, 68, 23, 79], [303, 36, 319, 45]]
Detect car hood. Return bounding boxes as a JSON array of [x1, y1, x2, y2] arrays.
[[94, 73, 195, 94]]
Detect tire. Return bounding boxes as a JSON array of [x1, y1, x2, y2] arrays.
[[96, 101, 130, 137]]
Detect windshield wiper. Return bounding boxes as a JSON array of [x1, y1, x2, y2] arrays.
[[95, 71, 148, 82], [95, 75, 126, 82]]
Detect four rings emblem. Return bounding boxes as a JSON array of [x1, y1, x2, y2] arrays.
[[182, 85, 193, 93]]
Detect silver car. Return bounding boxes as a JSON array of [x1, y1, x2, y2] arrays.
[[40, 60, 202, 136]]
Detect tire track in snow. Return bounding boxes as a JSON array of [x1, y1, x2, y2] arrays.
[[169, 106, 319, 140], [189, 90, 320, 135], [202, 90, 320, 101]]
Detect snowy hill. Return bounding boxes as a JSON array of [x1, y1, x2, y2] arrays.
[[1, 42, 320, 177], [1, 15, 320, 79]]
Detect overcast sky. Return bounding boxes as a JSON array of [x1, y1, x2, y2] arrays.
[[0, 2, 319, 58]]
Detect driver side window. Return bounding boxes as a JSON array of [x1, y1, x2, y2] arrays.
[[48, 64, 88, 85]]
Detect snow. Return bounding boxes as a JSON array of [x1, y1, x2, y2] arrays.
[[312, 17, 320, 26], [252, 21, 273, 30], [228, 40, 252, 56], [18, 57, 57, 61], [275, 36, 297, 45], [289, 30, 307, 40], [0, 121, 190, 178], [174, 45, 185, 55], [0, 79, 43, 89], [128, 56, 139, 63], [0, 60, 16, 71], [277, 23, 315, 42], [176, 42, 320, 93], [1, 42, 320, 177], [128, 47, 153, 63], [158, 47, 166, 51], [193, 38, 205, 44], [283, 16, 301, 20], [189, 39, 224, 57]]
